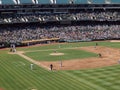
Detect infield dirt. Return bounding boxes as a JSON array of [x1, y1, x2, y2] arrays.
[[40, 46, 120, 70]]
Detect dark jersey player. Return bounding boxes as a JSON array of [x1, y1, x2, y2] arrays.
[[50, 64, 53, 70]]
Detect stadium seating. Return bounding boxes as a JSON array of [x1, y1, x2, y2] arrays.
[[0, 0, 120, 5], [0, 24, 120, 44], [56, 0, 69, 4], [38, 0, 51, 4], [75, 0, 88, 4], [0, 0, 120, 48], [92, 0, 105, 4], [0, 11, 119, 23], [19, 0, 33, 4], [111, 0, 120, 4], [2, 0, 15, 4]]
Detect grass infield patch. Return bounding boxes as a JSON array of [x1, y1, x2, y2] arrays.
[[24, 49, 97, 61]]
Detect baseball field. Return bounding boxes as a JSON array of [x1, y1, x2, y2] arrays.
[[0, 41, 120, 90]]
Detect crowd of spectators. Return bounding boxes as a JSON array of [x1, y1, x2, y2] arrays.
[[0, 11, 120, 24], [0, 24, 120, 43]]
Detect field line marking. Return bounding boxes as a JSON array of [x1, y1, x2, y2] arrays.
[[17, 53, 50, 70], [62, 71, 107, 90]]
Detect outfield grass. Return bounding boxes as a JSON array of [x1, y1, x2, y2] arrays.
[[16, 42, 96, 51], [24, 49, 97, 61], [17, 41, 120, 51], [0, 41, 120, 90], [0, 53, 100, 90], [67, 65, 120, 90]]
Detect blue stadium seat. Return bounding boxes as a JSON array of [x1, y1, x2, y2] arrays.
[[2, 0, 15, 4], [75, 0, 88, 4], [92, 0, 105, 4], [20, 0, 33, 4], [56, 0, 69, 4], [111, 0, 120, 4], [38, 0, 50, 4]]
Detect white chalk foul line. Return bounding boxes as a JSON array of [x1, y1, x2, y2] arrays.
[[17, 53, 50, 70]]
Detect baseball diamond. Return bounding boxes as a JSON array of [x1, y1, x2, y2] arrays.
[[0, 41, 120, 90]]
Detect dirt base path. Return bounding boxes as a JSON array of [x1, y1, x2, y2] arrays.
[[15, 52, 50, 70], [40, 46, 120, 70]]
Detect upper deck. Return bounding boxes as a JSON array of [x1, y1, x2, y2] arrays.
[[0, 0, 120, 5]]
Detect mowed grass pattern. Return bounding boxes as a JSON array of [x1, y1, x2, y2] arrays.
[[0, 42, 120, 90], [0, 52, 101, 90], [67, 65, 120, 90], [24, 49, 97, 61]]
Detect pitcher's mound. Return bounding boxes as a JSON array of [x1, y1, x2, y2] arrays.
[[50, 53, 64, 56]]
